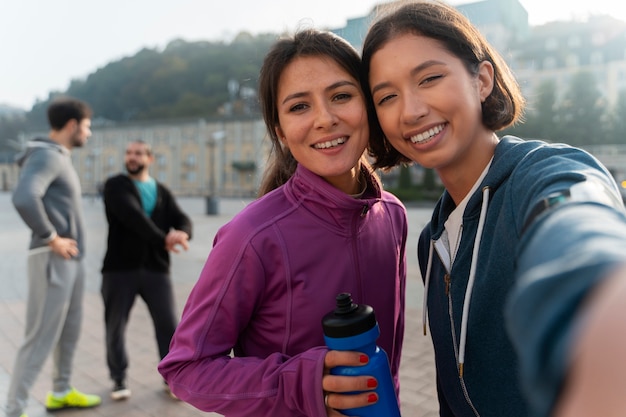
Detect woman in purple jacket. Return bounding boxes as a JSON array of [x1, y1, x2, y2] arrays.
[[158, 29, 408, 417]]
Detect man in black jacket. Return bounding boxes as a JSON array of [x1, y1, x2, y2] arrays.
[[101, 140, 192, 401]]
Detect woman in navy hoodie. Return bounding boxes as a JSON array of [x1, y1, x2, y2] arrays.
[[158, 29, 407, 416], [361, 1, 626, 417]]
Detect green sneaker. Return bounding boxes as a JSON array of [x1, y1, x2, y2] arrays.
[[20, 414, 28, 417], [45, 387, 102, 411]]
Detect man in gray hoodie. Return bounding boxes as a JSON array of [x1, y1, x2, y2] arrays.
[[6, 97, 101, 417]]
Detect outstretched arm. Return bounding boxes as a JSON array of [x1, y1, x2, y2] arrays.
[[553, 264, 626, 417]]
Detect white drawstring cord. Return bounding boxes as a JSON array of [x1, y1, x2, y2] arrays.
[[458, 186, 490, 377], [422, 239, 435, 335]]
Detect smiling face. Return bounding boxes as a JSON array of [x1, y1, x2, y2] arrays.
[[124, 141, 153, 177], [274, 55, 369, 194], [369, 33, 496, 183]]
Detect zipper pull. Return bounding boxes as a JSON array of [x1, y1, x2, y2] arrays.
[[444, 273, 451, 295], [360, 204, 369, 217]]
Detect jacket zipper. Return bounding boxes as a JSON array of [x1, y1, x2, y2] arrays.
[[436, 239, 480, 417], [352, 205, 368, 298], [445, 276, 480, 416]]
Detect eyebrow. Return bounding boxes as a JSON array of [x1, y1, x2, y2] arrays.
[[371, 59, 446, 95], [281, 80, 358, 105]]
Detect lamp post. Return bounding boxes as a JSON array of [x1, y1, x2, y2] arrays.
[[88, 148, 101, 199], [206, 131, 225, 215]]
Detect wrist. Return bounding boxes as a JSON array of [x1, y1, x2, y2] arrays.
[[45, 232, 58, 245]]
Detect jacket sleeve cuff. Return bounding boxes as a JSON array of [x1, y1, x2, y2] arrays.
[[42, 231, 57, 244]]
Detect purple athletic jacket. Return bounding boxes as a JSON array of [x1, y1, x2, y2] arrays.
[[158, 164, 407, 416]]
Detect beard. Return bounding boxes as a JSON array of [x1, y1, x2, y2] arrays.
[[125, 162, 145, 175], [70, 133, 86, 148]]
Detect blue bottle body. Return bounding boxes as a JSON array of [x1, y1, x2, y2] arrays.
[[322, 294, 401, 417]]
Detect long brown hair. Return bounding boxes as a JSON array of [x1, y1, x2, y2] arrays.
[[257, 29, 374, 196]]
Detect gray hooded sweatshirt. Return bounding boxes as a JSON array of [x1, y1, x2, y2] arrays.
[[12, 137, 85, 257]]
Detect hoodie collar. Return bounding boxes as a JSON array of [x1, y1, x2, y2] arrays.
[[285, 164, 382, 232], [15, 137, 69, 166], [429, 136, 532, 239]]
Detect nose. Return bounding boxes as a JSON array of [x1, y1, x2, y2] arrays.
[[400, 93, 428, 125], [313, 101, 338, 130]]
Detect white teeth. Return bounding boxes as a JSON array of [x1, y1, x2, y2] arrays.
[[410, 124, 443, 144], [313, 137, 347, 149]]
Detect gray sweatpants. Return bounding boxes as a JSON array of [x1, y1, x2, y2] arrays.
[[5, 248, 85, 417]]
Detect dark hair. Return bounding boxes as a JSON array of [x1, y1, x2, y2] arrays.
[[128, 139, 153, 156], [47, 96, 93, 131], [257, 28, 374, 196], [362, 0, 526, 170]]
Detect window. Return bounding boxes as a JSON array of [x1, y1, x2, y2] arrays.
[[565, 54, 579, 68], [590, 51, 603, 66], [568, 36, 581, 48], [545, 37, 558, 51], [543, 56, 557, 70]]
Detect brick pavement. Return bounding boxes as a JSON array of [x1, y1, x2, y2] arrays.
[[0, 193, 438, 417]]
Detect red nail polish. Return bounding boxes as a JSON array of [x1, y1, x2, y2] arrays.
[[360, 354, 368, 363], [368, 393, 377, 403], [367, 378, 378, 388]]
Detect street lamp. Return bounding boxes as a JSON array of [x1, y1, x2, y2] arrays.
[[206, 131, 225, 215], [87, 148, 101, 198]]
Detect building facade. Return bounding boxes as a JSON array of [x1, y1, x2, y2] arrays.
[[332, 0, 626, 112], [331, 0, 530, 55], [1, 117, 269, 197], [511, 16, 626, 109], [78, 117, 269, 197]]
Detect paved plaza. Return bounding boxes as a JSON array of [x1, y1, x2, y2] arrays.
[[0, 192, 438, 417]]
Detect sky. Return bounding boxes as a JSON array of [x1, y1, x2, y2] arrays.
[[1, 0, 625, 110]]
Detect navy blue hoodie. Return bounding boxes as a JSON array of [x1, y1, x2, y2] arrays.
[[418, 136, 626, 416]]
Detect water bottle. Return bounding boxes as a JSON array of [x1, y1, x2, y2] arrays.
[[322, 292, 401, 417]]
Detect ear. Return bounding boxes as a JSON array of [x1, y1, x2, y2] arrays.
[[64, 118, 79, 131], [275, 126, 287, 145], [477, 60, 495, 103]]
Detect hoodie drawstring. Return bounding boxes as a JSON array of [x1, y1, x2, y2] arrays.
[[458, 186, 490, 377], [422, 186, 491, 378], [422, 239, 435, 335]]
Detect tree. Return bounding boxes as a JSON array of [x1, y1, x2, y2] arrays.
[[503, 79, 558, 141], [605, 90, 626, 145], [25, 33, 278, 123], [555, 71, 605, 146]]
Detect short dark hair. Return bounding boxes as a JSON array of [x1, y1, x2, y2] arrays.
[[47, 97, 93, 130], [128, 139, 153, 156], [362, 0, 526, 170]]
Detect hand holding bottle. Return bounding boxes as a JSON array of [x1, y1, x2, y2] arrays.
[[322, 293, 401, 417], [322, 350, 378, 414]]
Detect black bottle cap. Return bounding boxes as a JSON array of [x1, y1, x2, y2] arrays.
[[322, 293, 377, 338]]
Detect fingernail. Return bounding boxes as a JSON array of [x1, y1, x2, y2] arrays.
[[360, 354, 369, 363], [367, 378, 378, 388], [368, 393, 378, 403]]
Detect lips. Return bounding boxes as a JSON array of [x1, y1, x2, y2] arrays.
[[409, 124, 444, 144], [313, 137, 347, 149]]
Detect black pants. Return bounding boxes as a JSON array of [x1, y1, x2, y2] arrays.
[[101, 269, 178, 382]]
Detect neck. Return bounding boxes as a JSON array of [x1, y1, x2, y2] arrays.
[[129, 171, 150, 182], [439, 132, 498, 205], [48, 130, 71, 151], [326, 166, 364, 195]]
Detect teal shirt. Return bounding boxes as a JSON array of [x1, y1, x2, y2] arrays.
[[133, 177, 157, 217]]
